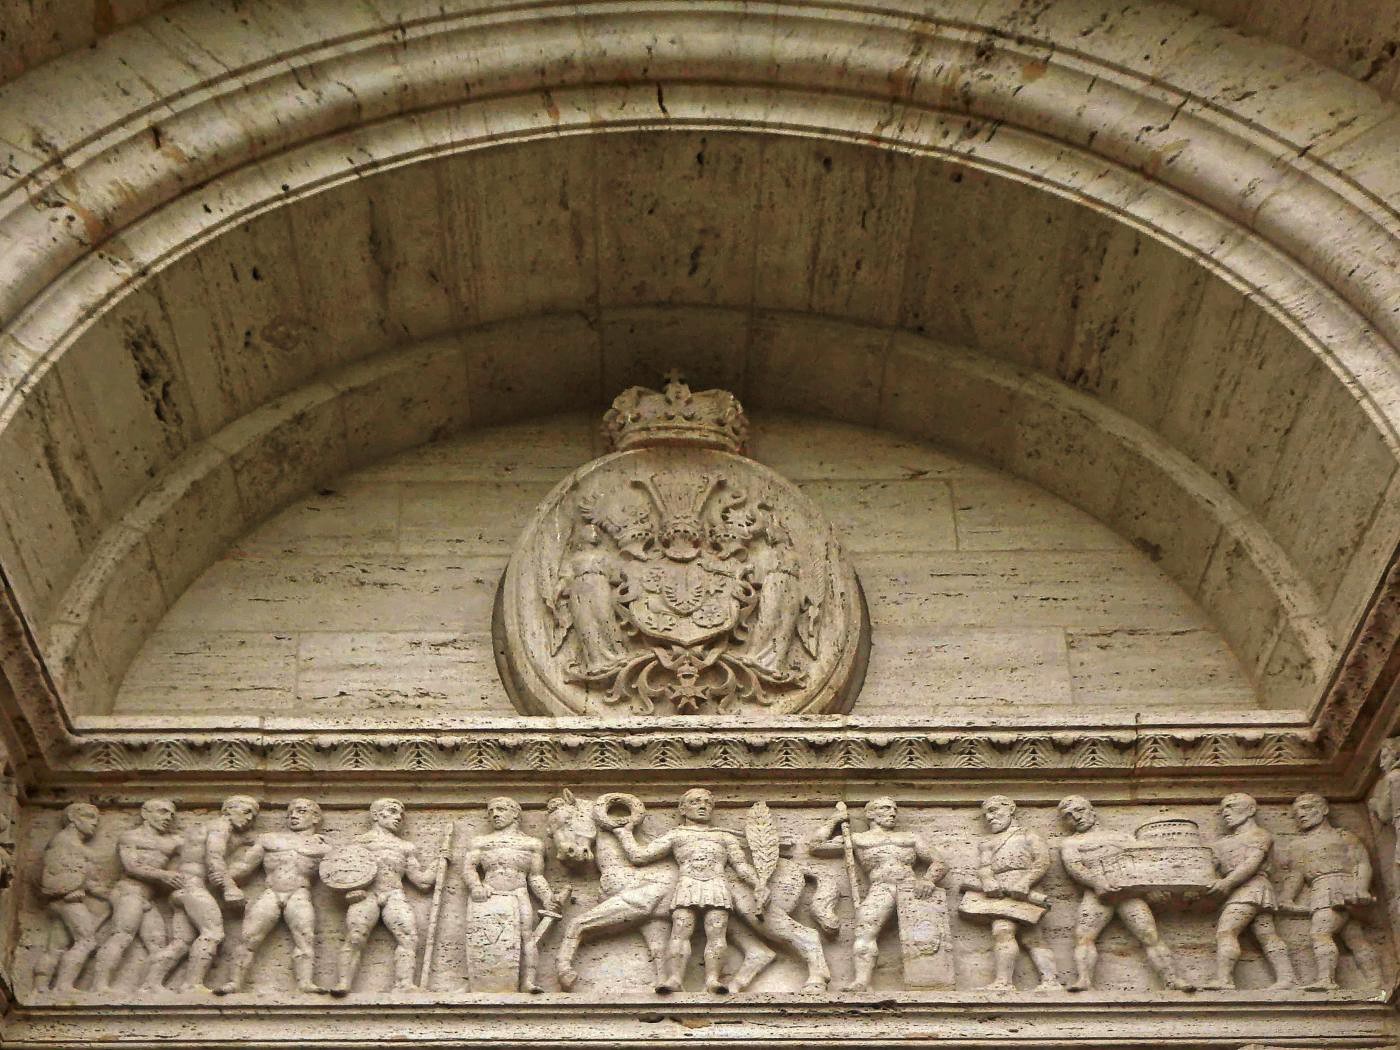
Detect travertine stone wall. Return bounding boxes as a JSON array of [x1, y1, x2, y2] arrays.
[[115, 413, 1256, 719]]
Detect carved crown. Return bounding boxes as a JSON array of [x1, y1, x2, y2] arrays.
[[602, 372, 749, 453]]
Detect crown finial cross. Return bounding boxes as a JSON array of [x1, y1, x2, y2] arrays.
[[662, 368, 687, 387]]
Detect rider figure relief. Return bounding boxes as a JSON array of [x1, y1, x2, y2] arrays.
[[612, 788, 768, 993]]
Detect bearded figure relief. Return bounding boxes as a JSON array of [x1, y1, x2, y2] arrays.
[[495, 374, 869, 717]]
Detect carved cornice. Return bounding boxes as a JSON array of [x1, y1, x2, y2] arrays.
[[2, 991, 1391, 1048], [54, 722, 1322, 780]]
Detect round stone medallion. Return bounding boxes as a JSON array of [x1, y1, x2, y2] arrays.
[[494, 379, 869, 717]]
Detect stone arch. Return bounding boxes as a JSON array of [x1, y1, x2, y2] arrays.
[[0, 1, 1395, 736]]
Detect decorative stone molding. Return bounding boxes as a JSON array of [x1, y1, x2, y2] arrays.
[[56, 723, 1322, 778]]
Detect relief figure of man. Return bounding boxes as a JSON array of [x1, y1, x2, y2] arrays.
[[463, 796, 562, 992], [217, 798, 330, 994], [332, 798, 438, 993], [808, 797, 947, 992], [33, 803, 109, 992], [1204, 792, 1294, 989], [88, 799, 182, 991], [613, 787, 766, 993], [1280, 793, 1380, 990], [143, 794, 260, 992], [1057, 795, 1192, 992], [969, 796, 1059, 990]]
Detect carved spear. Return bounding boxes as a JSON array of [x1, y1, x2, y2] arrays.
[[418, 826, 454, 989], [835, 801, 862, 909]]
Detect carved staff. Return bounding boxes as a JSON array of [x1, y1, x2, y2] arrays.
[[835, 801, 862, 909], [418, 826, 454, 988]]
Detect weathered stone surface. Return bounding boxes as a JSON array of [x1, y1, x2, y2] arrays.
[[497, 381, 869, 717]]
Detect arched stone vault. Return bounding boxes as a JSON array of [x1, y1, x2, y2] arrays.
[[0, 0, 1396, 785]]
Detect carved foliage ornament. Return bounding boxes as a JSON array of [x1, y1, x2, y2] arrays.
[[496, 376, 869, 716]]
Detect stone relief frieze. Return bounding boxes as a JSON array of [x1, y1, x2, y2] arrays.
[[495, 376, 869, 717], [7, 793, 1391, 1002]]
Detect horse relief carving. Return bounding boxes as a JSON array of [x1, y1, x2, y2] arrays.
[[544, 789, 839, 994], [495, 375, 869, 717]]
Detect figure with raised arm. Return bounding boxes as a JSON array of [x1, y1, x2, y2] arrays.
[[808, 797, 948, 992], [612, 788, 766, 993]]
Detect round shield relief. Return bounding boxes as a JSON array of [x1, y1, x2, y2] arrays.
[[319, 843, 377, 891], [495, 442, 869, 718]]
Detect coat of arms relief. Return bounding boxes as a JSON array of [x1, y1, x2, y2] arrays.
[[495, 375, 869, 717]]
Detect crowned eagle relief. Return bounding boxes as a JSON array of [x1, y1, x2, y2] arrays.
[[495, 376, 868, 717]]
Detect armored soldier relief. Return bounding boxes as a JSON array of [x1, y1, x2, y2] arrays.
[[544, 790, 837, 995], [495, 376, 869, 716], [1279, 793, 1381, 990]]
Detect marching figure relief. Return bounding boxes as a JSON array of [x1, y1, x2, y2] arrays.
[[1204, 793, 1294, 990], [12, 792, 1393, 1000], [1056, 796, 1194, 992], [958, 796, 1060, 991], [1279, 793, 1380, 990]]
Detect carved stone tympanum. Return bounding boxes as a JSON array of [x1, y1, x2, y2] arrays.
[[495, 375, 869, 716]]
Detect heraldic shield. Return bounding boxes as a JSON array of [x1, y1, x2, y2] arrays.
[[494, 375, 870, 717]]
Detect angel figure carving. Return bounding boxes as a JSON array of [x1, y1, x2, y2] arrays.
[[548, 522, 629, 678]]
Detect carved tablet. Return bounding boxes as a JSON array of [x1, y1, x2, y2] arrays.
[[495, 376, 869, 717]]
